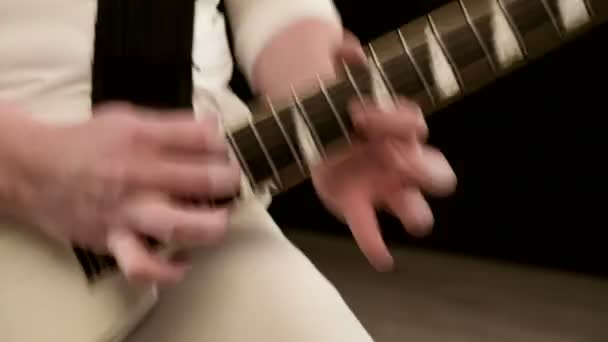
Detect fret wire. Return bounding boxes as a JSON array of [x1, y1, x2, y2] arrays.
[[458, 0, 499, 74], [246, 115, 283, 189], [397, 28, 437, 107], [342, 59, 367, 106], [290, 86, 328, 159], [496, 0, 529, 57], [538, 0, 565, 38], [316, 74, 352, 145], [265, 96, 307, 176], [367, 42, 399, 101], [224, 126, 256, 188], [427, 13, 466, 92]]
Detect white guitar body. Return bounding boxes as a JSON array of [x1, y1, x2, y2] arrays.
[[0, 222, 157, 342]]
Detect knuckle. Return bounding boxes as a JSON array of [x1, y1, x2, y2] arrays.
[[123, 120, 152, 146]]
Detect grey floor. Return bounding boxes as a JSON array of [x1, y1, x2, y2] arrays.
[[287, 230, 608, 342]]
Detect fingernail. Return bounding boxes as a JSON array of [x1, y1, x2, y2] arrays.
[[374, 257, 395, 272]]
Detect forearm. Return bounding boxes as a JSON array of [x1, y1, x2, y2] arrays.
[[250, 19, 343, 98], [248, 19, 345, 171], [224, 0, 343, 97], [224, 0, 346, 181]]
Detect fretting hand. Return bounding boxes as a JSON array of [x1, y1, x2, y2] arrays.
[[313, 32, 457, 271], [311, 96, 456, 271], [252, 24, 457, 271]]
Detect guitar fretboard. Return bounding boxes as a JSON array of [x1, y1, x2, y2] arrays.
[[228, 0, 607, 195], [76, 0, 608, 282]]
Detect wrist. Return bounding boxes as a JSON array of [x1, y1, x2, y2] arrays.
[[228, 0, 342, 86], [0, 104, 52, 222]]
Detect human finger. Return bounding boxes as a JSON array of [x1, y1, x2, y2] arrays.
[[402, 145, 458, 197], [124, 193, 230, 246], [139, 114, 227, 154], [134, 157, 242, 198], [107, 228, 189, 285], [384, 187, 434, 237], [342, 194, 394, 272]]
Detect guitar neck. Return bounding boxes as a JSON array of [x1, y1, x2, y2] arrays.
[[228, 0, 607, 195]]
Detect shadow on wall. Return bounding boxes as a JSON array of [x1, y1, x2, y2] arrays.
[[224, 1, 608, 277]]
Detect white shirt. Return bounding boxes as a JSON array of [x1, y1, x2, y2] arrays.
[[0, 0, 341, 129]]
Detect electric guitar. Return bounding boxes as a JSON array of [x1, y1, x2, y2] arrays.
[[1, 0, 606, 341]]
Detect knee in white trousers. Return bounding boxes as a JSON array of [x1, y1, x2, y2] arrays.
[[126, 199, 374, 342]]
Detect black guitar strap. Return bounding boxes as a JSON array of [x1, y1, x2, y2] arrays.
[[74, 0, 197, 281], [91, 0, 197, 110]]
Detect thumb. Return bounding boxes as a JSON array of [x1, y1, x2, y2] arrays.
[[107, 228, 189, 286]]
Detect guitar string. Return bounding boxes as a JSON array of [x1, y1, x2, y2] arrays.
[[317, 74, 353, 144], [266, 95, 308, 176], [427, 13, 466, 94], [397, 28, 437, 108], [496, 0, 529, 58], [538, 0, 566, 38], [290, 85, 328, 160], [459, 0, 499, 74]]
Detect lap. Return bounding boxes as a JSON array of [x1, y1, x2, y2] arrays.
[[125, 199, 373, 342]]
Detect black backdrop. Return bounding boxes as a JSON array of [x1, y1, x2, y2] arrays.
[[223, 1, 608, 277]]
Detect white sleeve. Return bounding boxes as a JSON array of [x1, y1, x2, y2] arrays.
[[223, 0, 342, 84]]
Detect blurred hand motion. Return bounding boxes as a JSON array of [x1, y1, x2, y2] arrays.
[[22, 103, 241, 285], [310, 30, 458, 272]]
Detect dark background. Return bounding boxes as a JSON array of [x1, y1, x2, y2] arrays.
[[224, 1, 608, 277]]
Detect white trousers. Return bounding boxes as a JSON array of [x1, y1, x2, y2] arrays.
[[125, 199, 374, 342]]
